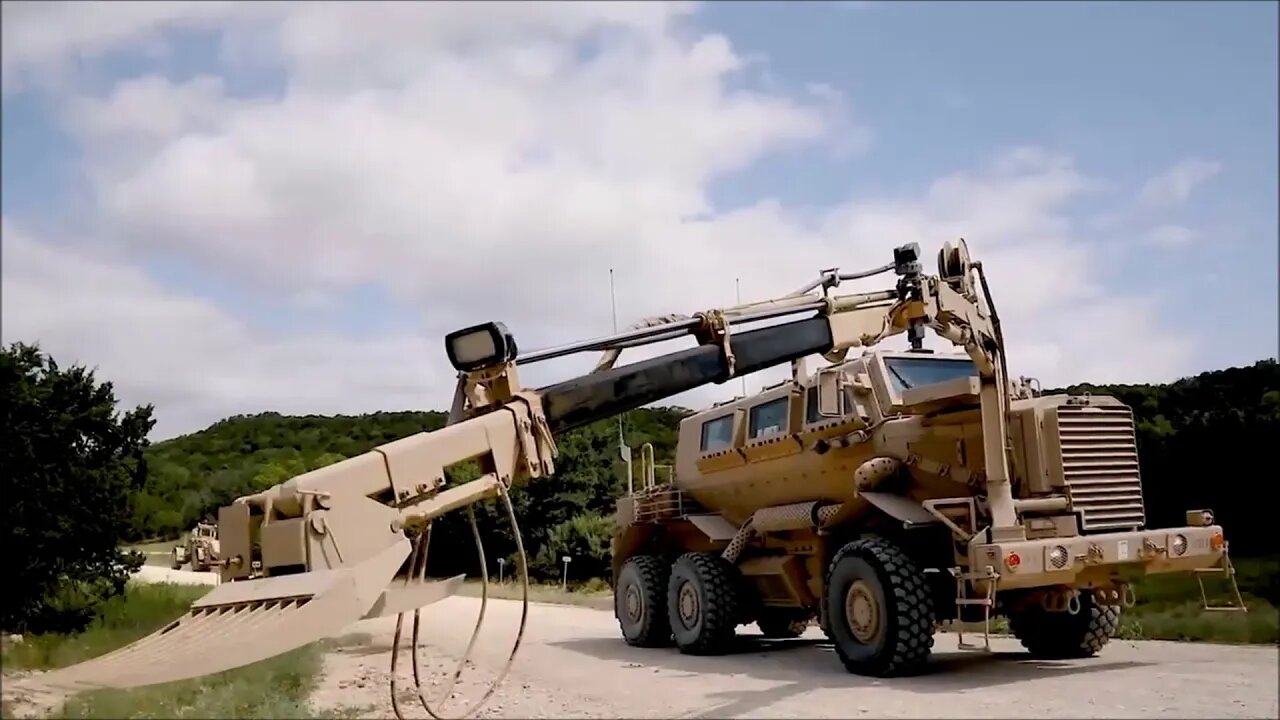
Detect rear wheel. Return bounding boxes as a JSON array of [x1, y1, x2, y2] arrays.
[[667, 552, 742, 655], [615, 555, 672, 647], [824, 537, 935, 677], [1008, 593, 1119, 659]]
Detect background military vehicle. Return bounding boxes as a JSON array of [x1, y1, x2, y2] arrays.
[[32, 240, 1241, 715], [170, 520, 220, 572]]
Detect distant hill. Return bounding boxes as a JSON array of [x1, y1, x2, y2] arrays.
[[133, 359, 1277, 577]]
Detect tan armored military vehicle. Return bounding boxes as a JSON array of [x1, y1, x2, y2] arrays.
[[610, 242, 1242, 677], [170, 521, 220, 572], [33, 241, 1241, 712]]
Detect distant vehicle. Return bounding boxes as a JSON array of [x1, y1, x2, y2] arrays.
[[171, 521, 220, 572]]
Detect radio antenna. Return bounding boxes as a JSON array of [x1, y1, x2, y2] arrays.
[[736, 277, 747, 397]]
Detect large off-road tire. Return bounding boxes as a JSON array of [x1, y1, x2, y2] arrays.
[[756, 608, 812, 639], [170, 548, 183, 570], [1008, 593, 1120, 659], [667, 552, 742, 655], [615, 555, 672, 647], [824, 536, 936, 677]]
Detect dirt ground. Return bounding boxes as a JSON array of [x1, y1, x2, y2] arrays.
[[7, 568, 1276, 719], [310, 595, 1280, 719]]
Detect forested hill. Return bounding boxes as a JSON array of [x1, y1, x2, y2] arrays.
[[133, 359, 1277, 578]]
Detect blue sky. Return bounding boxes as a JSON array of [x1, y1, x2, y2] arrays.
[[2, 1, 1276, 437], [700, 0, 1279, 369]]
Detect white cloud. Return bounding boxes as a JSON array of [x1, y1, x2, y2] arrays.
[[1143, 224, 1197, 248], [1138, 157, 1222, 207], [1, 2, 1199, 438], [0, 0, 255, 92], [1, 217, 453, 439]]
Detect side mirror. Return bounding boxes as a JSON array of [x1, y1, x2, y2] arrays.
[[816, 367, 846, 418]]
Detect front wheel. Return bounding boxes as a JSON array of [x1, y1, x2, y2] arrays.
[[824, 537, 935, 677], [1008, 593, 1120, 659]]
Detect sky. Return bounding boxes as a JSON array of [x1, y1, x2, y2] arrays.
[[2, 0, 1277, 440]]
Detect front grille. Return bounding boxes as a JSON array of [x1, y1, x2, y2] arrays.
[[1055, 404, 1146, 532]]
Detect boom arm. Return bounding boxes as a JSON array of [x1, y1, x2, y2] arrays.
[[32, 240, 1018, 698]]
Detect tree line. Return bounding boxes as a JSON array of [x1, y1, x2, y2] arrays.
[[4, 338, 1275, 633]]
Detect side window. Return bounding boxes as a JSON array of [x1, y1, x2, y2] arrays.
[[806, 384, 855, 424], [700, 415, 734, 452], [805, 385, 821, 424], [749, 397, 789, 439]]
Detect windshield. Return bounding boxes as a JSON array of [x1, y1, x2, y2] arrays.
[[883, 356, 978, 393]]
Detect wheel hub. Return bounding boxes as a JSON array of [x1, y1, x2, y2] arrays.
[[624, 584, 642, 623], [677, 580, 700, 627], [845, 579, 880, 643]]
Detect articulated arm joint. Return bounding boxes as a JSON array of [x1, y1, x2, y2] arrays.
[[693, 308, 736, 376], [508, 391, 559, 480]]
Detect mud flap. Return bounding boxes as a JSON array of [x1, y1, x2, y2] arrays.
[[30, 539, 416, 692]]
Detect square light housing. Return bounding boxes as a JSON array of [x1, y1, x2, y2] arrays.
[[1186, 509, 1215, 527], [445, 321, 518, 373]]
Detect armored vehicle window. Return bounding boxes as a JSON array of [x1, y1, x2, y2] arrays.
[[805, 386, 821, 424], [700, 415, 734, 452], [883, 356, 978, 393], [805, 384, 859, 424], [749, 397, 789, 438]]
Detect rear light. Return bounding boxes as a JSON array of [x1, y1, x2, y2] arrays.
[[1211, 533, 1225, 550], [1005, 551, 1021, 570]]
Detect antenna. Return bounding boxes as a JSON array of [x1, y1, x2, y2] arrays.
[[736, 277, 746, 398], [611, 269, 625, 443]]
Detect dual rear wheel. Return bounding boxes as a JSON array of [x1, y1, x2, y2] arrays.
[[615, 552, 742, 654], [616, 536, 937, 676]]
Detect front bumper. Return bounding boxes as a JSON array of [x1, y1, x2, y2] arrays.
[[969, 524, 1227, 590]]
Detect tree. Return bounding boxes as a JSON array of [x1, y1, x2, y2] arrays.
[[1, 342, 155, 633], [532, 513, 615, 582]]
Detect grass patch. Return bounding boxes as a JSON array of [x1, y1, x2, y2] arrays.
[[3, 583, 210, 671], [2, 581, 337, 719]]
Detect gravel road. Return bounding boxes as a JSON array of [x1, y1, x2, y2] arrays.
[[308, 595, 1279, 719], [131, 564, 219, 586], [34, 569, 1270, 718]]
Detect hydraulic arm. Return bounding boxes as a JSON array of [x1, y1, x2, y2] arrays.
[[32, 240, 1017, 717]]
